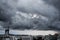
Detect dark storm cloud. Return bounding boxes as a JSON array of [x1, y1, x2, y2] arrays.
[[43, 0, 60, 30], [0, 0, 16, 29], [43, 0, 60, 10], [0, 0, 60, 30]]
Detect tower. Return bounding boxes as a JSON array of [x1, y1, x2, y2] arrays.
[[5, 26, 9, 35]]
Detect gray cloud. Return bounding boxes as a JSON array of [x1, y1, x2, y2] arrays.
[[0, 0, 60, 30], [43, 0, 60, 10]]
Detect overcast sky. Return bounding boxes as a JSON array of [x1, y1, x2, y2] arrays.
[[0, 0, 60, 31]]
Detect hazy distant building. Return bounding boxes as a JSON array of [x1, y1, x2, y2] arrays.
[[0, 29, 33, 40]]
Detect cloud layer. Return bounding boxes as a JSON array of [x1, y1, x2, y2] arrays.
[[0, 0, 60, 30]]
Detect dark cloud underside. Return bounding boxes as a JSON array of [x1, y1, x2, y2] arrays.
[[0, 0, 60, 30]]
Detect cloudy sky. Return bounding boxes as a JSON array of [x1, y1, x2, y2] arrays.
[[0, 0, 60, 31]]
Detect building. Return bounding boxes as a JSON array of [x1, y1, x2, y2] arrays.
[[0, 29, 33, 40]]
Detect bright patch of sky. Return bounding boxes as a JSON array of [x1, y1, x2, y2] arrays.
[[16, 11, 48, 21], [10, 30, 58, 36]]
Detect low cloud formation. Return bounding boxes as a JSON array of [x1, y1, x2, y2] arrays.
[[0, 0, 60, 30]]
